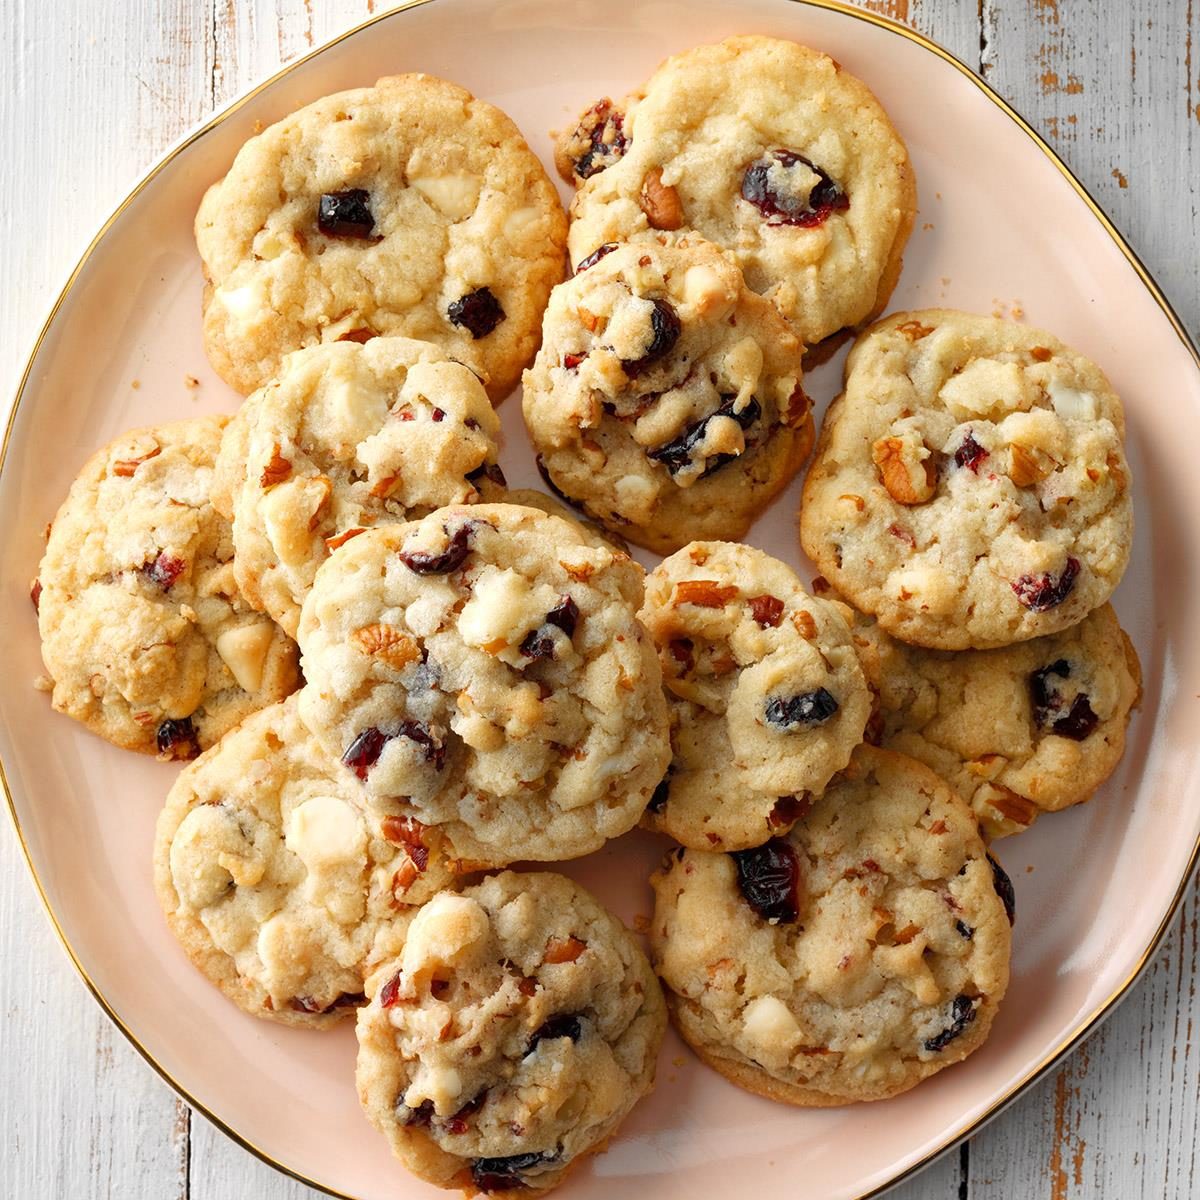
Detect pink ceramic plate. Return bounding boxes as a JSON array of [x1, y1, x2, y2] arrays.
[[2, 1, 1198, 1197]]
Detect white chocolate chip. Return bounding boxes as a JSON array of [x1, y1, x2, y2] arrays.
[[458, 567, 548, 652], [286, 796, 365, 869], [939, 358, 1033, 419], [1047, 378, 1098, 422], [886, 564, 958, 614], [741, 995, 802, 1066], [215, 280, 270, 326], [410, 174, 480, 222], [681, 263, 729, 316], [261, 476, 329, 566], [401, 894, 491, 976], [215, 622, 275, 694]]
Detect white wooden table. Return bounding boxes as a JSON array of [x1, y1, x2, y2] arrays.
[[1, 1, 1196, 1196]]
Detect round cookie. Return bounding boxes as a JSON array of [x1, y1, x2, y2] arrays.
[[224, 337, 502, 638], [800, 310, 1133, 650], [522, 237, 812, 554], [195, 73, 567, 401], [639, 542, 870, 850], [296, 503, 671, 865], [154, 697, 462, 1028], [561, 36, 916, 349], [356, 871, 666, 1196], [846, 597, 1141, 838], [35, 416, 299, 759], [650, 745, 1013, 1105]]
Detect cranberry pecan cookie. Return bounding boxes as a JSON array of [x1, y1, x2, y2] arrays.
[[356, 872, 666, 1196], [521, 237, 812, 554], [651, 745, 1013, 1105], [195, 74, 567, 400], [296, 504, 670, 865], [35, 416, 299, 759], [561, 36, 915, 350], [846, 598, 1141, 838], [221, 337, 501, 638], [154, 696, 461, 1028], [639, 542, 870, 850], [800, 311, 1133, 649]]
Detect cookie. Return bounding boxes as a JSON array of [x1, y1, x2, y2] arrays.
[[522, 237, 812, 554], [800, 310, 1133, 649], [223, 337, 501, 638], [651, 745, 1013, 1105], [845, 596, 1141, 838], [195, 74, 567, 401], [35, 416, 299, 758], [296, 503, 671, 865], [560, 36, 916, 349], [154, 696, 461, 1027], [639, 542, 870, 850], [356, 871, 666, 1196]]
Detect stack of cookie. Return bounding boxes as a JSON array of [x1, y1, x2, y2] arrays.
[[29, 33, 1140, 1200]]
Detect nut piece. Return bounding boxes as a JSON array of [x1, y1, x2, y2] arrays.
[[896, 319, 935, 341], [872, 435, 936, 504], [640, 167, 684, 230], [1008, 443, 1053, 487], [112, 443, 161, 477], [259, 444, 292, 488], [215, 622, 276, 693], [352, 623, 420, 671], [674, 579, 739, 608], [544, 935, 586, 964]]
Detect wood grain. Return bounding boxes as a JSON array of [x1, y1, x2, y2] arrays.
[[0, 1, 1195, 1198]]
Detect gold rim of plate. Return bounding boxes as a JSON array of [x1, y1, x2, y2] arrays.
[[1, 1, 1197, 1197]]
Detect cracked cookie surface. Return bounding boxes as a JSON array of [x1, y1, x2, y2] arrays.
[[154, 696, 460, 1028], [639, 542, 870, 850], [356, 871, 665, 1197], [221, 337, 501, 638], [296, 503, 670, 865], [522, 237, 812, 554], [562, 36, 915, 349], [36, 416, 299, 758], [651, 745, 1012, 1105], [800, 310, 1133, 649], [847, 598, 1141, 838], [195, 73, 567, 400]]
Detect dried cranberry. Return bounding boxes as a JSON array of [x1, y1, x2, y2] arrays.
[[448, 287, 505, 338], [520, 595, 580, 662], [156, 717, 199, 759], [953, 431, 989, 472], [398, 1098, 434, 1127], [764, 688, 839, 730], [563, 352, 586, 369], [647, 774, 670, 814], [291, 993, 363, 1015], [748, 594, 785, 628], [621, 299, 681, 377], [648, 395, 761, 477], [431, 408, 445, 422], [923, 994, 978, 1052], [399, 523, 474, 574], [574, 242, 618, 273], [731, 838, 801, 923], [143, 553, 186, 590], [379, 972, 403, 1009], [740, 150, 849, 227], [441, 1092, 485, 1134], [318, 189, 375, 238], [342, 720, 445, 779], [955, 920, 974, 940], [30, 579, 42, 611], [767, 795, 811, 829], [466, 461, 508, 488], [1012, 557, 1080, 612], [526, 1012, 583, 1054], [988, 853, 1016, 925], [546, 595, 579, 636], [288, 996, 322, 1014], [568, 100, 628, 180], [471, 1151, 554, 1192], [1029, 659, 1100, 740], [342, 726, 389, 780]]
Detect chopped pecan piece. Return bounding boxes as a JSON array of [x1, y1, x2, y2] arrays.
[[674, 579, 739, 608], [112, 444, 161, 477], [259, 445, 292, 488], [352, 624, 420, 670], [543, 935, 586, 964], [872, 436, 937, 504], [640, 166, 684, 230]]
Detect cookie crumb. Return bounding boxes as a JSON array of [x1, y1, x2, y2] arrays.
[[184, 374, 200, 389]]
